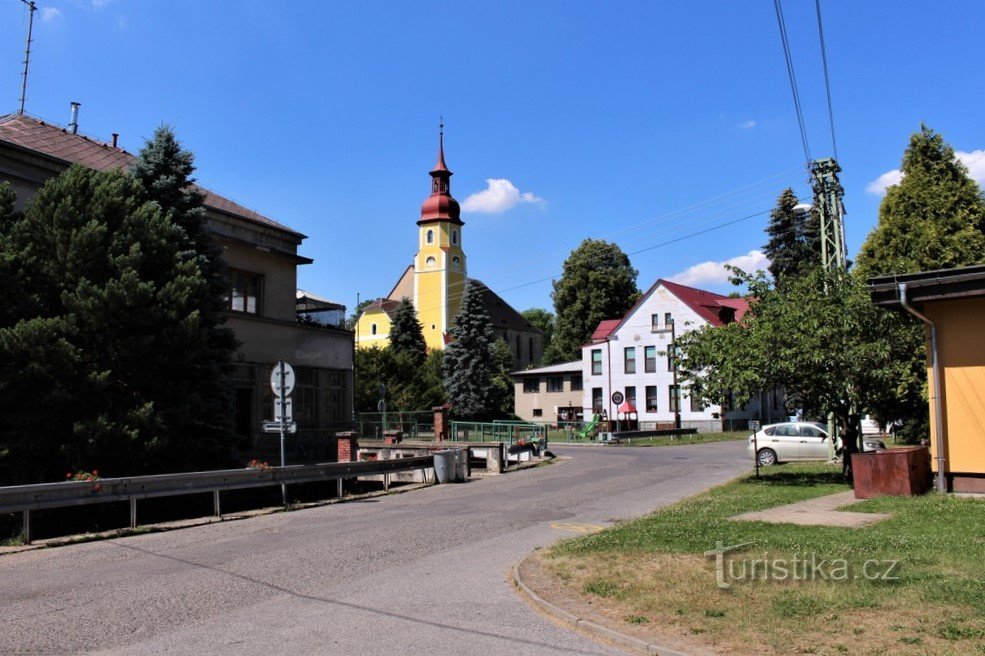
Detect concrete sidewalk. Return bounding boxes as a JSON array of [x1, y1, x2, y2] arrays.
[[730, 490, 892, 528]]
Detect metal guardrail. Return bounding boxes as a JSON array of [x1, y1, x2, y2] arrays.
[[0, 456, 433, 545]]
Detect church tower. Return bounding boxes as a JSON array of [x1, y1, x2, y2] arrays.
[[414, 124, 467, 351]]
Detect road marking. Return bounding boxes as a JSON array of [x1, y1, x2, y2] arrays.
[[550, 522, 605, 534]]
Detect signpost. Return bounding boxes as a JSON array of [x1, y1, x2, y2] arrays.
[[270, 361, 295, 504], [378, 384, 387, 437]]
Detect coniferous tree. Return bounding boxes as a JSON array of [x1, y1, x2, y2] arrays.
[[388, 298, 427, 364], [764, 188, 812, 280], [0, 165, 230, 482], [545, 239, 639, 364], [444, 281, 498, 419], [130, 127, 239, 454], [855, 125, 985, 276]]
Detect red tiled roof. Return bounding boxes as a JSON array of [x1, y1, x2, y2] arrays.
[[0, 113, 303, 237], [590, 319, 621, 342], [659, 279, 749, 326], [364, 298, 401, 320]]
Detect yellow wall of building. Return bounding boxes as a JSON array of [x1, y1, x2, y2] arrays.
[[926, 297, 985, 475], [415, 221, 466, 351], [355, 309, 392, 350]]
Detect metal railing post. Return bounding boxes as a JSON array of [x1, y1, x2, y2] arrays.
[[213, 490, 221, 518], [23, 509, 30, 545], [129, 498, 137, 529], [337, 478, 343, 498]]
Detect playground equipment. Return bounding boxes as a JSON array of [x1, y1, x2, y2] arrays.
[[578, 413, 602, 440]]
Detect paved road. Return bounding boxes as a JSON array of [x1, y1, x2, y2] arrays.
[[1, 441, 750, 655]]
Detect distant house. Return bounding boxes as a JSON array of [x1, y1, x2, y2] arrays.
[[869, 265, 985, 493], [0, 112, 354, 459], [510, 361, 583, 423], [579, 279, 785, 431], [297, 289, 346, 328]]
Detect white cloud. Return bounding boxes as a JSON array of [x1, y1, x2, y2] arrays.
[[461, 178, 544, 214], [41, 7, 62, 21], [738, 119, 757, 130], [670, 250, 771, 287], [867, 149, 985, 195]]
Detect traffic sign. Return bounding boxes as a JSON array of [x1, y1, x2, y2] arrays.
[[611, 391, 624, 405], [262, 420, 297, 434], [377, 399, 387, 413], [270, 361, 295, 398], [274, 398, 293, 421]]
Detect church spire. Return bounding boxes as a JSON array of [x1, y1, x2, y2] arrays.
[[419, 121, 462, 226]]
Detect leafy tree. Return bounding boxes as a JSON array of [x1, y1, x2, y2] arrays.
[[544, 239, 639, 363], [676, 269, 909, 478], [490, 338, 517, 417], [0, 165, 234, 483], [444, 281, 498, 419], [347, 298, 373, 330], [354, 347, 445, 414], [388, 298, 427, 364], [855, 125, 985, 276], [763, 188, 816, 280], [521, 308, 554, 360]]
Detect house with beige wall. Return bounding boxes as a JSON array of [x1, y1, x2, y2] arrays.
[[511, 362, 583, 422]]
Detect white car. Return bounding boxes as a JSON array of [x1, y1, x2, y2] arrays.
[[747, 422, 886, 466]]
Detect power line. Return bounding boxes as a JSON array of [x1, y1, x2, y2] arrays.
[[773, 0, 812, 167], [815, 0, 839, 160]]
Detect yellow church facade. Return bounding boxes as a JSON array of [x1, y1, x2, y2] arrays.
[[355, 130, 542, 367]]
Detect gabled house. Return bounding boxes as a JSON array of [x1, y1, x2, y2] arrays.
[[0, 111, 354, 459], [580, 279, 785, 431]]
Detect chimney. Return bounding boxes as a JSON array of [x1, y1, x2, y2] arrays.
[[111, 133, 119, 148], [68, 102, 81, 134]]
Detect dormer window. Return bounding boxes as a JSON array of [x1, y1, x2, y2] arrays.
[[426, 229, 434, 244]]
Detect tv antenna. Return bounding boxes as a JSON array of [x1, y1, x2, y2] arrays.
[[18, 0, 38, 115]]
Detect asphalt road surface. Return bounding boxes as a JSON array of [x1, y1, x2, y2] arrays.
[[1, 441, 750, 655]]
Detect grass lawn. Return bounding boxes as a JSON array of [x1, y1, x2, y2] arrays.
[[541, 463, 985, 655]]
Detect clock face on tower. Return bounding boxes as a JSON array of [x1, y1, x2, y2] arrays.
[[452, 256, 461, 269]]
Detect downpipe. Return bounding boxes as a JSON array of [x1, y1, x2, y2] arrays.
[[897, 283, 947, 493]]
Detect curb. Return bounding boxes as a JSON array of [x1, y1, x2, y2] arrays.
[[512, 554, 691, 656]]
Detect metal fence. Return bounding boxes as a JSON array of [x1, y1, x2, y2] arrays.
[[356, 411, 435, 440], [0, 456, 433, 545], [450, 421, 547, 444]]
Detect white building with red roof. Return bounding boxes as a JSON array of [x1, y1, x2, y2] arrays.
[[580, 278, 785, 431]]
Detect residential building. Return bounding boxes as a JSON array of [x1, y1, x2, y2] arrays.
[[510, 361, 583, 422], [354, 128, 542, 368], [0, 111, 354, 460], [581, 279, 785, 431], [869, 265, 985, 493]]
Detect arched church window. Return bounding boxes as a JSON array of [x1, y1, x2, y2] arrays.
[[452, 230, 458, 245], [426, 256, 436, 268], [426, 229, 434, 244], [452, 256, 460, 269], [371, 324, 377, 335]]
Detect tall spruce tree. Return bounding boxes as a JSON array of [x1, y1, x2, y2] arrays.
[[0, 165, 231, 483], [130, 127, 239, 454], [388, 298, 427, 364], [544, 239, 638, 363], [763, 188, 816, 280], [855, 125, 985, 276], [444, 281, 498, 419]]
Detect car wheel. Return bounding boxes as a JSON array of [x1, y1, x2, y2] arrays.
[[757, 448, 778, 466]]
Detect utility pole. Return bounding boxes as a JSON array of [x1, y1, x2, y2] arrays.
[[18, 0, 37, 115], [811, 157, 847, 273]]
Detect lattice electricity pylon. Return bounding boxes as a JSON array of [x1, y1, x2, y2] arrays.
[[810, 157, 847, 272]]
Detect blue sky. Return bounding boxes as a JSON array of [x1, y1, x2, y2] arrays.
[[2, 0, 983, 315]]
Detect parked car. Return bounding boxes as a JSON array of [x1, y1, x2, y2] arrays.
[[747, 422, 887, 466]]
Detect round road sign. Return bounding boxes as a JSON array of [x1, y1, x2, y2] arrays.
[[270, 361, 296, 397], [611, 391, 624, 405]]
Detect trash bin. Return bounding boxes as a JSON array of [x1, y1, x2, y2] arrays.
[[434, 449, 467, 483]]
